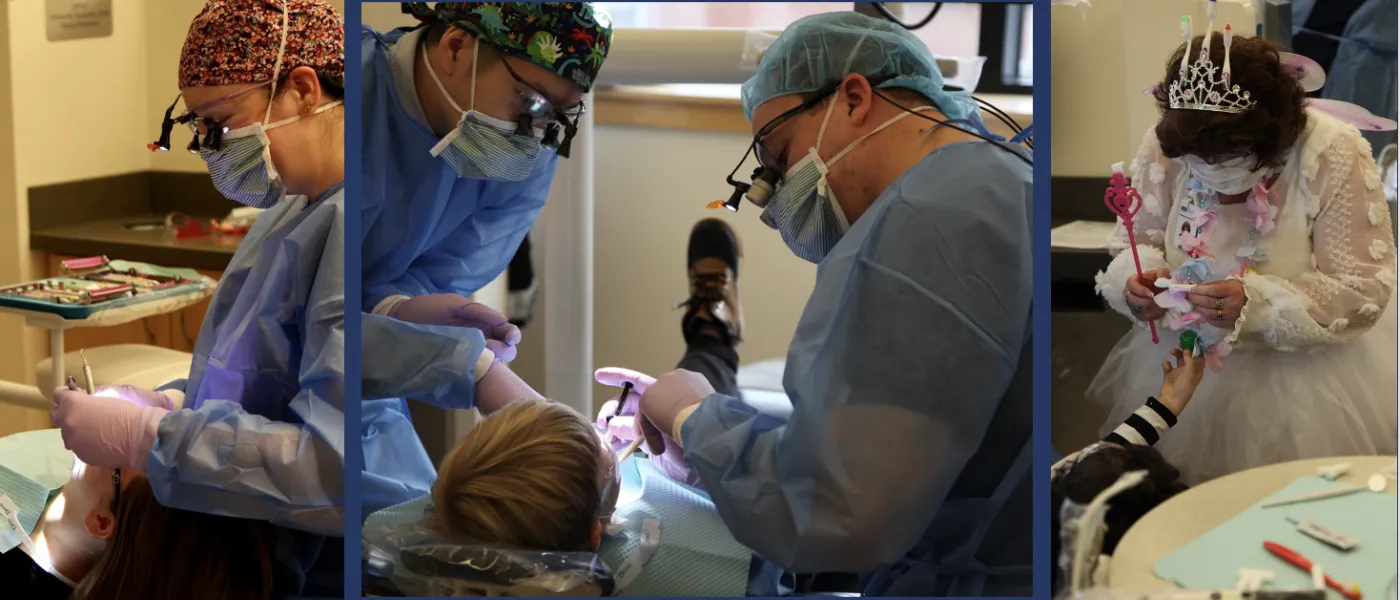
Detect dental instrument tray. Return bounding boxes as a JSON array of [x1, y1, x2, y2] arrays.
[[0, 256, 211, 319]]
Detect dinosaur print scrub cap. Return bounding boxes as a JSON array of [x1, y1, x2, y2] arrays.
[[404, 2, 614, 92]]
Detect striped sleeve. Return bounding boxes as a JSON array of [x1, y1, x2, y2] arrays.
[[1102, 397, 1177, 447]]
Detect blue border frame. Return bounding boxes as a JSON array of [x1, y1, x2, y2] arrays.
[[1030, 0, 1050, 597], [344, 1, 1048, 598], [344, 0, 364, 598]]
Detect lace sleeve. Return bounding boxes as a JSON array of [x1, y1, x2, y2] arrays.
[[1232, 127, 1397, 349], [1096, 128, 1178, 322]]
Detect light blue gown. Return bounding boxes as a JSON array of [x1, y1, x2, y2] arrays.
[[357, 24, 559, 514], [681, 141, 1034, 596], [150, 184, 346, 597]]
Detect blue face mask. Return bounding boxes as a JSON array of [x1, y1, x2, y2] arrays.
[[760, 97, 933, 263], [423, 41, 550, 181]]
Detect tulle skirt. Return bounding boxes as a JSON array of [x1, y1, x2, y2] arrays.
[[1086, 304, 1398, 485]]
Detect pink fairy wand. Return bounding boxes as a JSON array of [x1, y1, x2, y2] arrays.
[[1105, 164, 1160, 343]]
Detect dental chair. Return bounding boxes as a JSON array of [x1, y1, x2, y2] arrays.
[[0, 344, 192, 411], [37, 345, 192, 393]]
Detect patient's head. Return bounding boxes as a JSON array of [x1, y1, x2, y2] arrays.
[[1049, 443, 1188, 591], [69, 468, 277, 600], [434, 398, 621, 552]]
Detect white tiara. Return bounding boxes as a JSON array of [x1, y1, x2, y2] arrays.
[[1167, 1, 1257, 114]]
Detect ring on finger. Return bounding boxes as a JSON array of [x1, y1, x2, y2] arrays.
[[1215, 298, 1224, 310], [1215, 308, 1223, 320]]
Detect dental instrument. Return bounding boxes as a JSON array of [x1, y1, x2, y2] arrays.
[[1259, 485, 1365, 508], [1285, 517, 1358, 552], [1264, 541, 1362, 600], [611, 382, 634, 422], [80, 350, 94, 394], [618, 436, 645, 463]]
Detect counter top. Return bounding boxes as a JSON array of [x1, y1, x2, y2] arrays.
[[30, 214, 243, 272]]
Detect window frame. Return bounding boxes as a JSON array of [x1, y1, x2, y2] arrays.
[[973, 2, 1033, 95]]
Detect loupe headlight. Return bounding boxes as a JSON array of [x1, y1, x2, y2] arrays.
[[722, 166, 781, 212]]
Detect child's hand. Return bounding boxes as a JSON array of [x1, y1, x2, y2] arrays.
[[1158, 348, 1204, 415]]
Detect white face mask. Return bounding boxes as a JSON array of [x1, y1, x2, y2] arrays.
[[1182, 155, 1269, 195]]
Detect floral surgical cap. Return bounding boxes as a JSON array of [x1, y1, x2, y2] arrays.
[[178, 0, 345, 89]]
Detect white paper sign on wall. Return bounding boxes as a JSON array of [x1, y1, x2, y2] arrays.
[[46, 0, 112, 42]]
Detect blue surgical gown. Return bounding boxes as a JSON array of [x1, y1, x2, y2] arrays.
[[681, 141, 1034, 596], [357, 24, 558, 514], [148, 185, 346, 597], [1321, 0, 1397, 157]]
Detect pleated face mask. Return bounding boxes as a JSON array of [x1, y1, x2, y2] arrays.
[[195, 0, 342, 208], [424, 40, 549, 182], [200, 99, 339, 208], [760, 95, 933, 263]]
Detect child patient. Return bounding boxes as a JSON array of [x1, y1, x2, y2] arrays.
[[1050, 348, 1204, 593], [431, 397, 621, 553]]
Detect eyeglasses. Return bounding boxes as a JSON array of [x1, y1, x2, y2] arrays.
[[113, 467, 122, 508], [499, 57, 586, 158], [717, 80, 844, 212], [148, 82, 272, 154]]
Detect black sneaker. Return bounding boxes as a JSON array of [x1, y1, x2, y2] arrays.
[[679, 218, 743, 346]]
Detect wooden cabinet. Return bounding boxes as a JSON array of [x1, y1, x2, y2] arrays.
[[44, 254, 223, 354]]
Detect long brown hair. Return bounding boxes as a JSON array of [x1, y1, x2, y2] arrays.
[[70, 474, 278, 600]]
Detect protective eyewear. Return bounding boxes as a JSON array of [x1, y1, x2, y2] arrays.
[[717, 80, 845, 212], [499, 57, 586, 158], [148, 82, 273, 154]]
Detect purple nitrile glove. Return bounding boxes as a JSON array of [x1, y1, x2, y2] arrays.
[[594, 368, 705, 489], [95, 385, 175, 410], [390, 294, 522, 362], [50, 387, 169, 470]]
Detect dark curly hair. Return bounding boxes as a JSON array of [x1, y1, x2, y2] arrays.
[[1050, 443, 1189, 594], [1153, 34, 1308, 171]]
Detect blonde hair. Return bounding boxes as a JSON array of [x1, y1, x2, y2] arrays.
[[433, 398, 604, 551]]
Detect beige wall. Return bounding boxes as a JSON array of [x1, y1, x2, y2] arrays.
[[361, 4, 814, 413], [0, 0, 345, 434], [1052, 0, 1260, 177]]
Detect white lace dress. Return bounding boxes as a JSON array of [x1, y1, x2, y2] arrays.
[[1089, 108, 1398, 484]]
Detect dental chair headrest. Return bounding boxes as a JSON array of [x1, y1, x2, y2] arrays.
[[362, 511, 615, 597]]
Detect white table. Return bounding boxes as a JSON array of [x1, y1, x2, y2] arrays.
[[1110, 456, 1397, 590]]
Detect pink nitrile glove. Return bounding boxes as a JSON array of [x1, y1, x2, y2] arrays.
[[50, 387, 170, 470], [94, 385, 174, 411], [390, 294, 522, 362], [594, 368, 707, 488]]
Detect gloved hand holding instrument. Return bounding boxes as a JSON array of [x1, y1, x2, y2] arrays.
[[51, 357, 172, 470], [594, 367, 715, 489]]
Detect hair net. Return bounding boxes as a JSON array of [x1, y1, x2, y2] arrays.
[[179, 0, 345, 89], [740, 12, 981, 127]]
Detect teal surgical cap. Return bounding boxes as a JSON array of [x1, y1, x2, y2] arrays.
[[740, 11, 981, 128]]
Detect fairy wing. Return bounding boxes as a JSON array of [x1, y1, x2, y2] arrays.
[[1306, 98, 1399, 132], [1279, 52, 1326, 93]]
